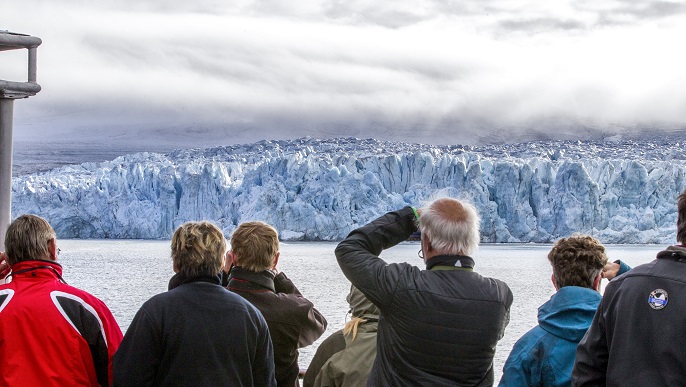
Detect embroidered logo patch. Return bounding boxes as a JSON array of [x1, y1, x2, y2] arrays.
[[648, 289, 668, 310]]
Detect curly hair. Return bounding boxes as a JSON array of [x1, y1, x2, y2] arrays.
[[171, 221, 226, 278], [548, 234, 607, 289], [230, 221, 279, 272]]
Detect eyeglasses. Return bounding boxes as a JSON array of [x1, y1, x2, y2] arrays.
[[417, 249, 424, 259]]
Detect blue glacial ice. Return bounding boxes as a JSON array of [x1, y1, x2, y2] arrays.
[[11, 137, 686, 243]]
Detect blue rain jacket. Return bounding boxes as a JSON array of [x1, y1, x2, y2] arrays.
[[499, 286, 601, 387]]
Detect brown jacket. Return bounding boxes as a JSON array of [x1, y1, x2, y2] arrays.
[[228, 267, 327, 387]]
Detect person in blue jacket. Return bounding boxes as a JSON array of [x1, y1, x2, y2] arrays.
[[499, 234, 630, 387]]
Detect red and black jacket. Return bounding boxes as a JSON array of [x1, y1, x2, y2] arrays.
[[0, 260, 123, 386]]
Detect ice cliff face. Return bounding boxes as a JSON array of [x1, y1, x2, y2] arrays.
[[11, 137, 686, 243]]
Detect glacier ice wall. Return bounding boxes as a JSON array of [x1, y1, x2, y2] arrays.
[[11, 137, 686, 243]]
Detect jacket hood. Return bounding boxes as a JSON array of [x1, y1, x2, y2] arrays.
[[347, 285, 380, 320], [538, 286, 601, 342]]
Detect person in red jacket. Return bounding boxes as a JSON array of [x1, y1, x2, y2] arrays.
[[0, 214, 123, 386]]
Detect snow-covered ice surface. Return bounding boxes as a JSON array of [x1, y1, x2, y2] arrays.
[[11, 137, 686, 243]]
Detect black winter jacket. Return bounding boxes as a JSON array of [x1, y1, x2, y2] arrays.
[[113, 277, 276, 386], [335, 207, 513, 386], [573, 245, 686, 386], [228, 268, 328, 387]]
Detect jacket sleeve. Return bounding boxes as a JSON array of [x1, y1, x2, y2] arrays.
[[53, 291, 123, 387], [274, 271, 302, 296], [498, 341, 531, 387], [113, 308, 160, 386], [275, 272, 328, 347], [335, 207, 418, 308], [615, 260, 631, 277], [572, 290, 610, 386], [298, 300, 328, 348], [99, 302, 124, 386], [303, 330, 346, 387]]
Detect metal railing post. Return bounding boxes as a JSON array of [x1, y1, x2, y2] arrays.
[[0, 99, 14, 248], [28, 47, 38, 83], [0, 31, 42, 249]]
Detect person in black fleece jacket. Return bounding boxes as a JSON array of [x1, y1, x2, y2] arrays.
[[114, 221, 276, 387]]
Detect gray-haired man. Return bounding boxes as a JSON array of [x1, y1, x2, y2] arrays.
[[336, 197, 513, 386]]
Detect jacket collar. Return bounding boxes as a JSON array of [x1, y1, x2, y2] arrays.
[[227, 266, 276, 293], [168, 272, 221, 290], [658, 245, 686, 262], [426, 255, 475, 271], [10, 260, 63, 281]]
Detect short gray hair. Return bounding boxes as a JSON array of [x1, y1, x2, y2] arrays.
[[419, 197, 481, 256]]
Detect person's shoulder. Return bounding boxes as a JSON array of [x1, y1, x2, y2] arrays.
[[386, 261, 422, 279], [473, 273, 513, 296], [467, 274, 514, 308], [272, 291, 316, 308], [479, 273, 513, 290], [507, 325, 546, 360], [54, 283, 112, 310], [212, 286, 268, 318], [48, 284, 119, 327], [613, 258, 659, 281], [476, 271, 510, 285], [516, 324, 548, 349]]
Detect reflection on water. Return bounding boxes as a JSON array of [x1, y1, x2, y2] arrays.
[[57, 240, 661, 382]]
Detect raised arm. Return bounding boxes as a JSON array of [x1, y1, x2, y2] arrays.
[[602, 260, 631, 281], [335, 207, 418, 307]]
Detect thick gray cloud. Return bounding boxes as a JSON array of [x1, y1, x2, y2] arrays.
[[1, 0, 685, 155]]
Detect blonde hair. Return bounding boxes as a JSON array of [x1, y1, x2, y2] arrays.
[[230, 221, 279, 272], [343, 285, 379, 341], [343, 317, 367, 341], [171, 221, 226, 277], [5, 214, 56, 265]]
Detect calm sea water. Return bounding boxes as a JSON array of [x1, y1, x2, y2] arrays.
[[56, 240, 661, 382]]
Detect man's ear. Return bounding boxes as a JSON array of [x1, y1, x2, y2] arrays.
[[273, 252, 280, 269], [222, 251, 231, 272], [229, 251, 238, 266], [593, 273, 602, 292], [421, 235, 433, 253], [424, 238, 434, 253], [47, 238, 58, 261], [551, 273, 559, 291]]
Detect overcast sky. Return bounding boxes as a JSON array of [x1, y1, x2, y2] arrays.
[[2, 0, 686, 150]]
